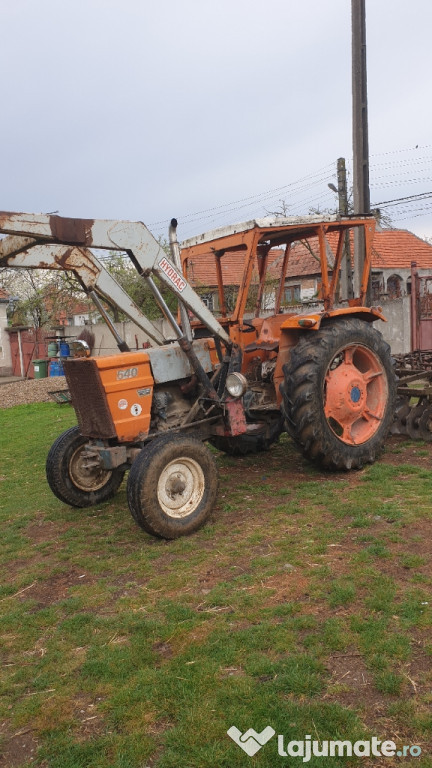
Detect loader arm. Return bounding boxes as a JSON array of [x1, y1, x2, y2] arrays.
[[0, 211, 231, 346]]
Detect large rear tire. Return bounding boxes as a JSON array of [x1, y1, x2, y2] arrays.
[[46, 426, 125, 507], [280, 319, 396, 470], [127, 434, 218, 539]]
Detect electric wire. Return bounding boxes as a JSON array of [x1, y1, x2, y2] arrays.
[[148, 162, 336, 228], [146, 145, 432, 239]]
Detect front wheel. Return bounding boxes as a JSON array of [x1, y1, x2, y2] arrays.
[[46, 426, 125, 507], [127, 434, 218, 539], [280, 319, 396, 470]]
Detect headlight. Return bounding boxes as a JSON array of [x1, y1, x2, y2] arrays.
[[226, 372, 248, 398]]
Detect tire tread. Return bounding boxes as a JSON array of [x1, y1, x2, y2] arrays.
[[280, 319, 396, 471]]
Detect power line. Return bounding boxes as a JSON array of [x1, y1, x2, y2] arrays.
[[373, 192, 432, 208], [371, 177, 432, 188], [370, 157, 432, 170], [148, 162, 335, 227], [369, 144, 432, 158], [395, 205, 432, 222], [168, 171, 337, 237], [372, 168, 432, 181], [146, 147, 432, 239]]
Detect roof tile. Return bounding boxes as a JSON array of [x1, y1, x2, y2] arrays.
[[185, 229, 432, 286]]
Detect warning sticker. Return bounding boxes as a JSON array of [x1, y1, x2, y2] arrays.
[[131, 403, 142, 416], [118, 398, 128, 410], [158, 257, 186, 292], [137, 387, 151, 397]]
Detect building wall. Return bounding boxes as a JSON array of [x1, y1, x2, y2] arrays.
[[285, 277, 317, 302], [300, 278, 316, 300], [377, 296, 411, 354], [63, 298, 411, 358], [62, 318, 168, 356]]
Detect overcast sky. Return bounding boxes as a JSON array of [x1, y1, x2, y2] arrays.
[[2, 0, 432, 244]]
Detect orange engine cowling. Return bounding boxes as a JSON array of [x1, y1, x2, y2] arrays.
[[64, 352, 154, 443]]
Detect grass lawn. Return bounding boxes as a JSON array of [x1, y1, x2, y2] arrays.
[[0, 402, 431, 767]]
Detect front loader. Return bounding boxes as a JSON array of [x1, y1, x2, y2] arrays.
[[0, 211, 396, 538]]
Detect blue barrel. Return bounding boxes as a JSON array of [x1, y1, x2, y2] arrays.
[[49, 360, 65, 376], [49, 360, 59, 377], [59, 341, 70, 357]]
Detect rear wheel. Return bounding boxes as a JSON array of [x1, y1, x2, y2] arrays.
[[46, 426, 125, 507], [127, 434, 218, 538], [280, 319, 396, 470]]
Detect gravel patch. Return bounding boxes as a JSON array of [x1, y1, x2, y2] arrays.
[[0, 377, 69, 409]]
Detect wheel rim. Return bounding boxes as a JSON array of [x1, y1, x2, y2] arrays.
[[157, 457, 205, 518], [68, 445, 113, 492], [324, 344, 388, 446]]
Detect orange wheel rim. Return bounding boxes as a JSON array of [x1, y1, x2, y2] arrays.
[[324, 344, 387, 446]]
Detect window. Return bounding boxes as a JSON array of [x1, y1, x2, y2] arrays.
[[371, 273, 383, 302], [387, 274, 403, 299], [284, 284, 301, 304], [199, 292, 215, 312]]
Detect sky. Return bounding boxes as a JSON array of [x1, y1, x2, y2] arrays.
[[1, 0, 432, 245]]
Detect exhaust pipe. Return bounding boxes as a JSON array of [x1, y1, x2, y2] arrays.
[[169, 218, 193, 342]]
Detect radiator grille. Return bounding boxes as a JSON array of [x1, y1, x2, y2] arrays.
[[63, 359, 116, 439]]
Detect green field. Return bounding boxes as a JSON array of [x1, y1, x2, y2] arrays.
[[0, 403, 431, 767]]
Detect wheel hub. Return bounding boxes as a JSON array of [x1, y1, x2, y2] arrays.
[[350, 385, 361, 403], [326, 368, 366, 420], [157, 457, 205, 518], [167, 475, 187, 495], [68, 446, 113, 492]]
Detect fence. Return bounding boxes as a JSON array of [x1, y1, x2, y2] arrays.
[[5, 327, 50, 378]]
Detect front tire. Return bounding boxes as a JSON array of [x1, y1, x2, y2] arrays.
[[46, 426, 125, 507], [280, 319, 396, 470], [127, 434, 218, 539]]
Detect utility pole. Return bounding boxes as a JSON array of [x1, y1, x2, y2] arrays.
[[336, 157, 354, 300], [352, 0, 371, 303]]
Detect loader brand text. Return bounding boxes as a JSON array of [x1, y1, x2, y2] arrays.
[[158, 257, 186, 292]]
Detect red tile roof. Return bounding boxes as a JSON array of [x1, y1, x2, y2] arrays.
[[0, 287, 9, 300], [286, 229, 432, 276], [285, 243, 321, 278], [371, 230, 432, 270], [185, 229, 432, 286], [186, 252, 247, 287], [186, 249, 286, 288]]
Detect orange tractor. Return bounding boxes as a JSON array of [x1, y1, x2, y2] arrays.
[[0, 211, 396, 538]]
